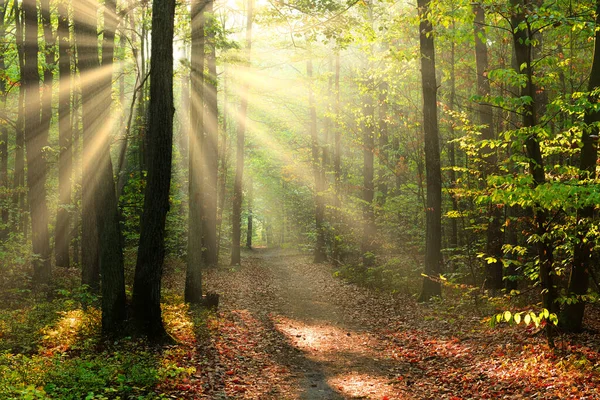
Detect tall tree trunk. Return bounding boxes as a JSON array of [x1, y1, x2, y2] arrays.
[[97, 0, 126, 335], [12, 1, 26, 238], [231, 0, 253, 265], [417, 0, 442, 301], [203, 0, 218, 267], [308, 58, 327, 263], [246, 175, 253, 249], [185, 0, 208, 303], [332, 52, 342, 265], [511, 0, 555, 345], [132, 0, 176, 340], [474, 3, 503, 291], [447, 29, 459, 251], [0, 0, 8, 240], [216, 67, 227, 260], [377, 81, 389, 208], [361, 78, 376, 268], [55, 0, 72, 268], [23, 0, 51, 284], [561, 0, 600, 332], [74, 0, 101, 291]]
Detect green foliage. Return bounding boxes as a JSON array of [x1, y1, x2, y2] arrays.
[[489, 308, 558, 329]]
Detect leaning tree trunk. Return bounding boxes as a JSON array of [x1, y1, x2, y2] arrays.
[[185, 0, 208, 304], [561, 0, 600, 332], [132, 0, 176, 340], [417, 0, 442, 302], [23, 0, 51, 285], [231, 0, 253, 266], [55, 0, 72, 268]]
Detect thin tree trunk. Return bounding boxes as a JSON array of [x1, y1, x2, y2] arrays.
[[308, 58, 327, 263], [12, 1, 26, 237], [23, 0, 51, 284], [361, 78, 376, 268], [132, 0, 176, 340], [246, 175, 253, 249], [231, 0, 253, 265], [55, 0, 72, 268], [474, 3, 503, 291], [203, 0, 218, 267], [447, 33, 459, 251], [417, 0, 442, 301], [332, 52, 342, 265], [0, 0, 8, 240]]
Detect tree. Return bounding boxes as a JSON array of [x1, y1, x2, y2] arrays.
[[74, 0, 126, 334], [561, 0, 600, 332], [473, 3, 503, 291], [308, 57, 327, 263], [203, 0, 218, 267], [23, 0, 51, 284], [231, 0, 254, 266], [186, 0, 208, 304], [510, 0, 555, 345], [0, 0, 8, 240], [132, 0, 176, 340], [55, 0, 72, 268], [417, 0, 442, 302]]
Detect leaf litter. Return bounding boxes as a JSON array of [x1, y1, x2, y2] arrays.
[[159, 249, 600, 399]]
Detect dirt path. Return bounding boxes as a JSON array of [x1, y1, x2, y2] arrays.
[[202, 248, 409, 399], [184, 248, 600, 400]]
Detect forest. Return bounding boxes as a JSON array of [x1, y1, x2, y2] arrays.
[[1, 0, 600, 398]]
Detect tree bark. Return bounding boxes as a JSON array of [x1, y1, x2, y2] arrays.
[[23, 0, 51, 285], [132, 0, 176, 340], [55, 0, 72, 268], [231, 0, 253, 265], [417, 0, 442, 301]]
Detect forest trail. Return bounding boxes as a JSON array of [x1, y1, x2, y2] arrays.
[[177, 249, 599, 399], [203, 248, 410, 399]]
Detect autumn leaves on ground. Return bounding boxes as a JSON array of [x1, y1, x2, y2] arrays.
[[155, 249, 599, 400], [2, 248, 600, 399]]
